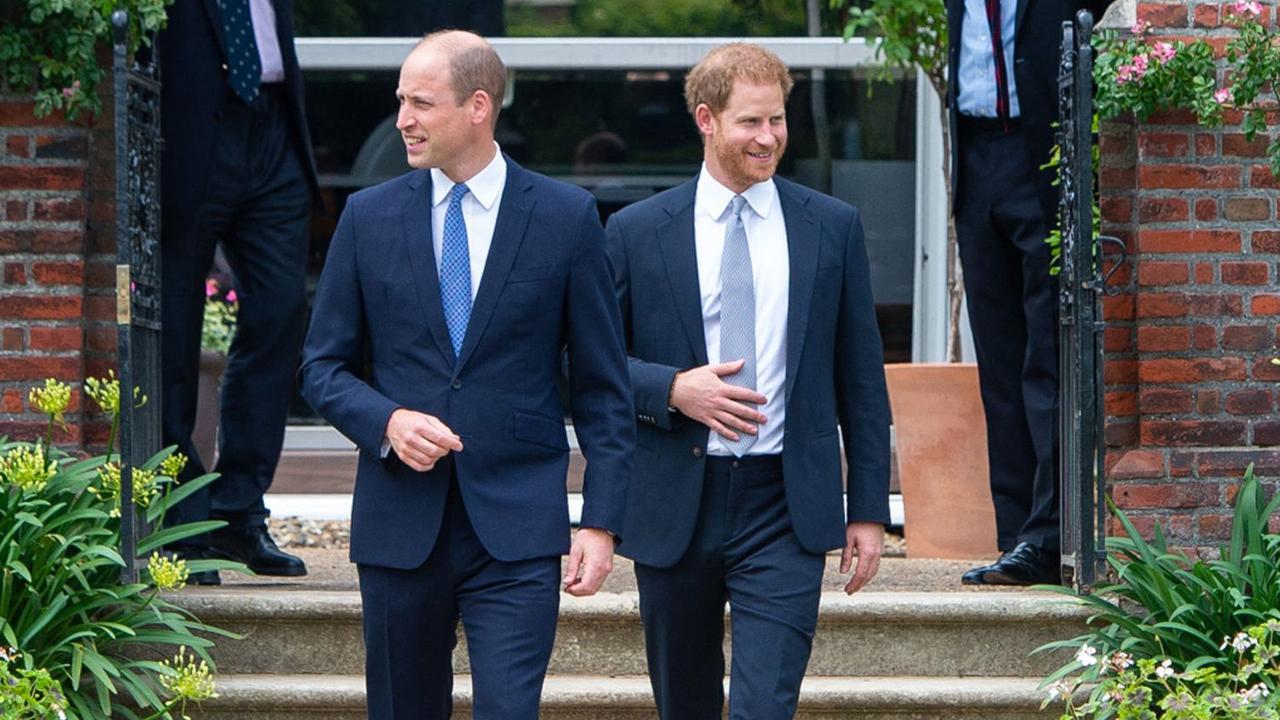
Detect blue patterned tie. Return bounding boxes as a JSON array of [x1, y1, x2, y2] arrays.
[[219, 0, 262, 103], [719, 195, 757, 457], [440, 183, 472, 358]]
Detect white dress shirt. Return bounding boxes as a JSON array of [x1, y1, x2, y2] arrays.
[[694, 165, 788, 456], [247, 0, 285, 83], [430, 145, 507, 300]]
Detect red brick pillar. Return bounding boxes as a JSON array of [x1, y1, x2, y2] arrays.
[[1102, 1, 1280, 552], [0, 88, 117, 451]]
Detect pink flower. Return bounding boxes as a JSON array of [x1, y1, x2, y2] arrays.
[[1229, 1, 1263, 18], [1151, 42, 1176, 63], [1215, 86, 1233, 104], [61, 80, 81, 99], [1131, 54, 1150, 74], [225, 290, 238, 303], [1130, 20, 1151, 35], [205, 279, 218, 297]]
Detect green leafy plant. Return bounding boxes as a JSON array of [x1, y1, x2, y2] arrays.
[[0, 0, 173, 119], [1, 377, 240, 718], [1039, 464, 1280, 718], [201, 279, 238, 357], [1095, 5, 1280, 177]]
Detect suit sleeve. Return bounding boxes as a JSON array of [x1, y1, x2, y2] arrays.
[[567, 196, 636, 536], [603, 213, 684, 432], [835, 206, 892, 525], [298, 197, 401, 456]]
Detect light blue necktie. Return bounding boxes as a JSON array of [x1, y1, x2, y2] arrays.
[[440, 183, 472, 358], [719, 195, 757, 457], [218, 0, 262, 104]]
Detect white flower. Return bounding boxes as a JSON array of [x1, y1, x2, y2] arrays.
[[1047, 680, 1074, 702], [1075, 644, 1099, 667], [1222, 632, 1256, 653], [1155, 659, 1175, 679], [1106, 651, 1134, 673], [1243, 683, 1271, 702]]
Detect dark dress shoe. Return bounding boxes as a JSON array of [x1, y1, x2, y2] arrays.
[[961, 542, 1061, 586], [207, 526, 308, 577]]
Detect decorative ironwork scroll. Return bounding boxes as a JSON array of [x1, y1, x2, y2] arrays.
[[113, 10, 163, 583]]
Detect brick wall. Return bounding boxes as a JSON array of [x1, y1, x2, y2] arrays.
[[1102, 0, 1280, 552], [0, 84, 117, 451]]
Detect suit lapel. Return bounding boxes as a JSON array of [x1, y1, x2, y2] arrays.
[[401, 170, 455, 366], [656, 181, 709, 367], [778, 180, 819, 405], [454, 158, 535, 373], [1015, 0, 1031, 41], [201, 0, 229, 58]]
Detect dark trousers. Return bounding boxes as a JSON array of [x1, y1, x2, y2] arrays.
[[635, 456, 825, 720], [357, 477, 561, 720], [954, 118, 1060, 552], [161, 85, 311, 534]]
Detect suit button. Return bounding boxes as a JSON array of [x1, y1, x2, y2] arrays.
[[692, 446, 703, 458], [451, 379, 462, 390], [221, 63, 228, 71]]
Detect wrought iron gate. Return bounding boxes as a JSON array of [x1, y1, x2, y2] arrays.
[[1056, 10, 1126, 593], [113, 11, 163, 582]]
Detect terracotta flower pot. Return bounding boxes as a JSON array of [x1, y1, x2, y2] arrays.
[[193, 349, 226, 472], [885, 363, 998, 559]]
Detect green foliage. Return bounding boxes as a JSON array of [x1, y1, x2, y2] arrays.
[[0, 647, 66, 719], [0, 0, 173, 119], [1094, 8, 1280, 177], [830, 0, 946, 97], [508, 0, 807, 38], [1040, 465, 1280, 718], [201, 279, 238, 357]]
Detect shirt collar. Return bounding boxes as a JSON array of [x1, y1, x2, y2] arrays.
[[694, 163, 776, 221], [431, 143, 507, 210]]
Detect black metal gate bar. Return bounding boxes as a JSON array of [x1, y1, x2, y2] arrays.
[[1057, 10, 1108, 593], [113, 10, 164, 583]]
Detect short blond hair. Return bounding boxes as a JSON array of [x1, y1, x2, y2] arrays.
[[420, 30, 507, 119], [684, 43, 793, 118]]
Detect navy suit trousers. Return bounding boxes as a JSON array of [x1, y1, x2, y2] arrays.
[[635, 456, 825, 720], [954, 120, 1060, 552], [357, 474, 560, 720], [162, 85, 311, 535]]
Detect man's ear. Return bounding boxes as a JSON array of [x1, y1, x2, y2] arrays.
[[694, 103, 717, 139], [470, 90, 493, 127]]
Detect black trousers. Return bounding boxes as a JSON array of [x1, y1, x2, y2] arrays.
[[954, 118, 1061, 553], [161, 85, 311, 534], [357, 476, 561, 720], [635, 456, 825, 720]]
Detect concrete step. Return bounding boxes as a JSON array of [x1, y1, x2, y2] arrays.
[[174, 590, 1085, 678], [191, 674, 1058, 719]]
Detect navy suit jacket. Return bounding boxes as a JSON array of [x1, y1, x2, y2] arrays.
[[605, 177, 890, 568], [158, 0, 320, 229], [299, 159, 635, 569]]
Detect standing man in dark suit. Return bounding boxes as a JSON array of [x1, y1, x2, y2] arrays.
[[299, 31, 633, 719], [947, 0, 1114, 585], [605, 43, 890, 719], [159, 0, 319, 583]]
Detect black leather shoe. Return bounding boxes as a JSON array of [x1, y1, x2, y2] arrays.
[[962, 542, 1061, 586], [207, 526, 307, 577]]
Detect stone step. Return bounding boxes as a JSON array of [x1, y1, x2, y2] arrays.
[[174, 590, 1085, 678], [191, 674, 1058, 719]]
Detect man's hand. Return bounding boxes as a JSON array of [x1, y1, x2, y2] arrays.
[[385, 409, 463, 472], [670, 359, 768, 441], [563, 527, 615, 597], [840, 522, 884, 594]]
